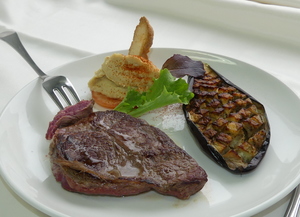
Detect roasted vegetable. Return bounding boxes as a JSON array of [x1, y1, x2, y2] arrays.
[[163, 54, 270, 173]]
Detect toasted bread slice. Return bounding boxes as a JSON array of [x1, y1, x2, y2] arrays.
[[128, 16, 154, 59]]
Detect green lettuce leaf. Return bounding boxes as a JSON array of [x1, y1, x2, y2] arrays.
[[114, 68, 194, 117]]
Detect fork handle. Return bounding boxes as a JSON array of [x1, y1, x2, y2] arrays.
[[285, 185, 300, 217], [0, 31, 48, 79]]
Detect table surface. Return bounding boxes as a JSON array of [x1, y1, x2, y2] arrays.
[[1, 0, 300, 216]]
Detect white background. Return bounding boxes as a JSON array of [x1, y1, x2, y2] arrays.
[[1, 0, 300, 216]]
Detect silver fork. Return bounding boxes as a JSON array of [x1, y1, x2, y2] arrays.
[[285, 184, 300, 217], [0, 31, 80, 110]]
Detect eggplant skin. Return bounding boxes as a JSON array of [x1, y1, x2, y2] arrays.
[[183, 64, 271, 174]]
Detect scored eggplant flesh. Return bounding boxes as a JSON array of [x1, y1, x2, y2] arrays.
[[163, 54, 270, 173], [185, 64, 270, 173]]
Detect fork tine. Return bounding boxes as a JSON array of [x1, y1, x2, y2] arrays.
[[64, 83, 80, 103], [46, 89, 65, 110], [1, 31, 81, 110], [56, 86, 73, 106]]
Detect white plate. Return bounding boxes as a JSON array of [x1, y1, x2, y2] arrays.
[[1, 48, 300, 217]]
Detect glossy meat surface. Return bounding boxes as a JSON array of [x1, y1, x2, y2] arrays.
[[49, 110, 207, 199]]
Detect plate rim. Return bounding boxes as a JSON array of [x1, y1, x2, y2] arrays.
[[0, 47, 299, 217]]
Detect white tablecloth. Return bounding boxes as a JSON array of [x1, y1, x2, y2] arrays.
[[1, 0, 300, 216]]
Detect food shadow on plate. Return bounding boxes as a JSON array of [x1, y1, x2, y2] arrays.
[[25, 79, 59, 135], [37, 175, 208, 216]]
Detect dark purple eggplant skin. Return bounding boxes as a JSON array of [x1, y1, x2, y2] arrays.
[[183, 71, 271, 174], [163, 54, 271, 173]]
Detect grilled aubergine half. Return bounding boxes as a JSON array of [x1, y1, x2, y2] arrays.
[[163, 54, 270, 173]]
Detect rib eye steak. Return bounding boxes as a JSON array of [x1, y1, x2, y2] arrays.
[[48, 101, 207, 199]]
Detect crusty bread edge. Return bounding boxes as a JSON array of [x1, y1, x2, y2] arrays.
[[128, 16, 154, 60]]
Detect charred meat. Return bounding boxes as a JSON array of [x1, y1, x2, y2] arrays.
[[46, 100, 94, 140], [47, 105, 207, 199]]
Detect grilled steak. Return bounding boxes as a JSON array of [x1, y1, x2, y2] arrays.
[[46, 100, 94, 140], [48, 106, 207, 199]]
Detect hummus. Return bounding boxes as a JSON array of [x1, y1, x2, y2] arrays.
[[88, 53, 160, 100]]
